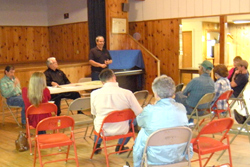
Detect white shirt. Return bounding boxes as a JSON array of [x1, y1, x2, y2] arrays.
[[91, 82, 142, 136]]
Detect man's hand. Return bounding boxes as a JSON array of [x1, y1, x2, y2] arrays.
[[14, 78, 20, 87], [51, 81, 59, 87], [100, 64, 107, 68], [105, 59, 112, 65]]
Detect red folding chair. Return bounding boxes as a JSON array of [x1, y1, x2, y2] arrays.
[[33, 116, 79, 167], [191, 118, 234, 167], [26, 103, 57, 155], [211, 90, 234, 120], [90, 109, 136, 167]]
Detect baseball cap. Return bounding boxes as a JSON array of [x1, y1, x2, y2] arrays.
[[200, 60, 213, 70]]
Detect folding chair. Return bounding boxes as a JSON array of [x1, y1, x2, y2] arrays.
[[175, 83, 184, 93], [134, 90, 149, 107], [33, 116, 79, 167], [188, 92, 215, 132], [90, 109, 136, 167], [1, 95, 22, 127], [141, 127, 192, 167], [211, 90, 234, 120], [67, 97, 94, 139], [78, 77, 92, 97], [191, 118, 234, 167], [26, 103, 57, 155]]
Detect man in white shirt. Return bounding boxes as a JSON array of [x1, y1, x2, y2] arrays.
[[91, 69, 142, 154]]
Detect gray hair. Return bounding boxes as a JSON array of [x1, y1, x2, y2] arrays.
[[201, 66, 212, 74], [46, 57, 56, 67], [152, 75, 176, 99], [96, 36, 104, 42]]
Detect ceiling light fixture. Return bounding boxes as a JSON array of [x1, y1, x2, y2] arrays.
[[233, 20, 250, 24]]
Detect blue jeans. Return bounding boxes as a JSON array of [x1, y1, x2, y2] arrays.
[[7, 95, 26, 124], [94, 119, 137, 145]]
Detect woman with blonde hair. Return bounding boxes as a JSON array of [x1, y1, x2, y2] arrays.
[[22, 72, 51, 129]]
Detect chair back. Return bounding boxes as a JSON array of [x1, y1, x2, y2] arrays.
[[101, 109, 136, 124], [134, 90, 149, 107], [197, 118, 234, 136], [26, 103, 57, 117], [196, 92, 215, 108], [78, 77, 92, 83], [175, 83, 184, 93], [212, 90, 233, 108], [68, 97, 90, 112], [142, 127, 192, 167], [36, 116, 74, 132]]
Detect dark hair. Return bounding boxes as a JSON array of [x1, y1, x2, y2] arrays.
[[214, 64, 228, 77], [99, 69, 114, 82], [4, 65, 15, 74], [233, 56, 242, 62]]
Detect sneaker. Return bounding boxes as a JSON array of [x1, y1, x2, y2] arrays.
[[94, 143, 102, 154], [77, 111, 84, 114], [115, 145, 129, 154]]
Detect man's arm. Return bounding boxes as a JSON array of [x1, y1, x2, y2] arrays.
[[89, 60, 107, 68], [128, 92, 143, 116], [0, 79, 18, 98], [44, 71, 53, 86], [230, 71, 239, 88]]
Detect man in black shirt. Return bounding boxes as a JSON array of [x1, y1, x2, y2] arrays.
[[89, 36, 112, 80], [44, 57, 81, 115]]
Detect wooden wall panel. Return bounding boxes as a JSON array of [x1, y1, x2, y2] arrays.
[[129, 19, 180, 84], [0, 26, 50, 64], [48, 22, 89, 62]]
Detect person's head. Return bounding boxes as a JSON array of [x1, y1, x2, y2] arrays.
[[238, 60, 248, 71], [214, 64, 228, 79], [4, 65, 15, 79], [199, 60, 213, 74], [46, 57, 58, 70], [95, 36, 105, 50], [152, 75, 175, 99], [99, 69, 116, 83], [233, 56, 242, 67], [28, 72, 47, 107]]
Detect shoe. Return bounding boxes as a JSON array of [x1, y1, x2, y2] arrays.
[[77, 111, 84, 114], [115, 145, 129, 154], [94, 143, 102, 154]]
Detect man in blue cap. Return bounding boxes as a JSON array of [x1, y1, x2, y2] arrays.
[[175, 60, 215, 123]]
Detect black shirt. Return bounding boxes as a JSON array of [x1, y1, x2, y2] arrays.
[[89, 46, 112, 72], [232, 72, 249, 97], [44, 68, 70, 86]]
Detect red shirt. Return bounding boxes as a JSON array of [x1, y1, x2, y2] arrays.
[[22, 87, 51, 127]]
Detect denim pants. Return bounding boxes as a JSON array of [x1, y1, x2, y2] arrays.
[[94, 119, 137, 145], [7, 95, 26, 124]]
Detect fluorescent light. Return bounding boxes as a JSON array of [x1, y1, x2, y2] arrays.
[[233, 20, 250, 24]]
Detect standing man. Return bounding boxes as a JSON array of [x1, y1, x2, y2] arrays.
[[175, 60, 215, 122], [230, 60, 249, 97], [89, 36, 112, 80], [44, 57, 81, 115], [91, 69, 142, 154], [0, 65, 26, 127]]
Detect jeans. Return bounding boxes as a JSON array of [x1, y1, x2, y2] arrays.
[[7, 95, 26, 124], [91, 71, 100, 81], [94, 119, 137, 145]]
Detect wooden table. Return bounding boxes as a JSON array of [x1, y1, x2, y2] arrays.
[[179, 67, 199, 83], [48, 81, 102, 94]]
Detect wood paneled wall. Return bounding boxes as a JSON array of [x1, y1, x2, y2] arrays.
[[0, 26, 50, 64], [48, 22, 89, 61], [129, 20, 180, 84]]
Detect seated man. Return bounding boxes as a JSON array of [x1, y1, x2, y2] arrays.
[[44, 57, 81, 116], [133, 75, 192, 167], [230, 60, 249, 98], [0, 65, 26, 127], [175, 60, 215, 122], [91, 69, 142, 154]]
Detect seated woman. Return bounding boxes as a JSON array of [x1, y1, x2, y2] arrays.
[[212, 64, 231, 110], [22, 72, 51, 133], [133, 75, 192, 167]]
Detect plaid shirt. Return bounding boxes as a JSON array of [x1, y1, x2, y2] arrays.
[[0, 75, 21, 98], [212, 77, 231, 110]]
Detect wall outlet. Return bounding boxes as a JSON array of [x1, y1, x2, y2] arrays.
[[64, 13, 69, 19]]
